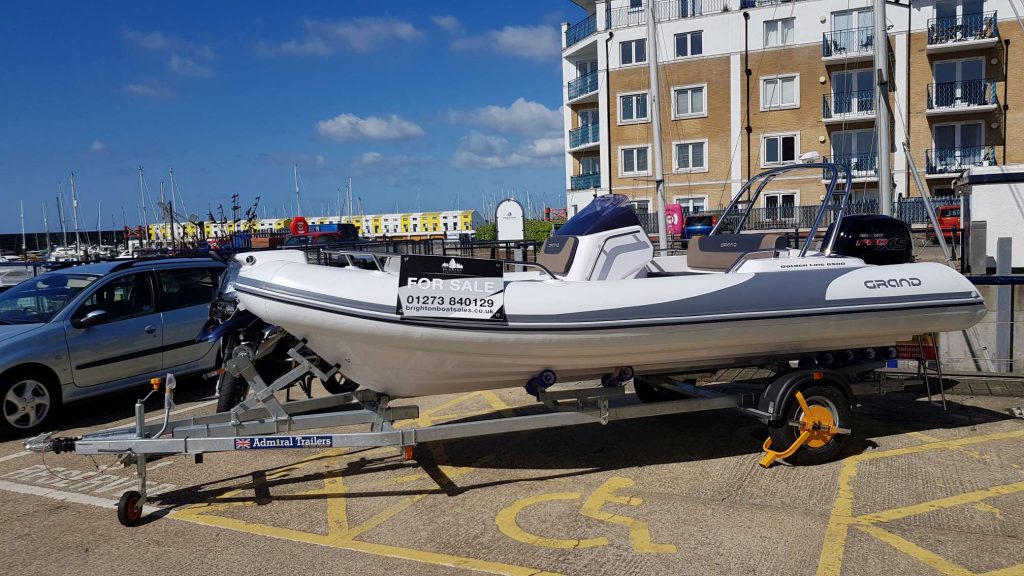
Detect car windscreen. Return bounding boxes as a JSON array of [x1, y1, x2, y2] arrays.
[[284, 235, 312, 246], [0, 273, 99, 324], [686, 216, 713, 227]]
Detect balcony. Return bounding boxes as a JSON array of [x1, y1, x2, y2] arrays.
[[926, 12, 999, 53], [608, 0, 732, 29], [568, 123, 600, 151], [925, 146, 996, 176], [568, 71, 599, 102], [608, 5, 646, 28], [822, 153, 878, 181], [926, 80, 999, 116], [565, 13, 597, 49], [821, 27, 874, 63], [822, 90, 875, 124], [571, 173, 601, 191]]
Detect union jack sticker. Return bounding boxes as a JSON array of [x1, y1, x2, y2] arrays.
[[234, 438, 252, 450]]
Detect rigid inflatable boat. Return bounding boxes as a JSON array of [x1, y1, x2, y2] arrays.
[[231, 164, 986, 398]]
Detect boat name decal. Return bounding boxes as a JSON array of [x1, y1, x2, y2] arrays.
[[779, 261, 848, 269], [864, 277, 922, 289], [233, 435, 333, 450]]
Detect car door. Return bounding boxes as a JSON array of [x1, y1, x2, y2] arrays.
[[156, 266, 221, 370], [65, 271, 162, 387]]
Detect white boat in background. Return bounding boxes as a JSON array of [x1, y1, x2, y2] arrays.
[[232, 164, 986, 399]]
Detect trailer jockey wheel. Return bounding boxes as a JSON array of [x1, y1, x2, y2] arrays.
[[117, 490, 144, 527], [765, 385, 851, 466]]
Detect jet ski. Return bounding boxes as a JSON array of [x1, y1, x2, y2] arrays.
[[231, 164, 986, 399]]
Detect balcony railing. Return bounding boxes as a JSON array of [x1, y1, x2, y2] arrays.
[[927, 11, 998, 44], [822, 90, 875, 120], [821, 153, 878, 180], [609, 0, 732, 28], [821, 26, 874, 57], [571, 173, 601, 191], [569, 123, 600, 149], [740, 0, 808, 7], [608, 5, 647, 28], [926, 80, 998, 110], [925, 146, 996, 174], [565, 13, 597, 48], [568, 71, 599, 101]]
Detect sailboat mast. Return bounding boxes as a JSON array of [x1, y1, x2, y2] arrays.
[[70, 172, 82, 253], [646, 1, 668, 250], [57, 184, 68, 248], [138, 166, 149, 231], [347, 178, 353, 219], [293, 164, 302, 216], [19, 200, 26, 256], [873, 0, 893, 215]]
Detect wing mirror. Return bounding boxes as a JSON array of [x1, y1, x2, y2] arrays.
[[73, 309, 108, 329]]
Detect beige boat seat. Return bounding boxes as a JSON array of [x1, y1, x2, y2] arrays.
[[687, 233, 788, 271]]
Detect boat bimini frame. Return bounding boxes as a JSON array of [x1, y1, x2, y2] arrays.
[[26, 333, 913, 527], [710, 161, 853, 256]]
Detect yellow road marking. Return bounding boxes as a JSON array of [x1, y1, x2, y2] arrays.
[[496, 492, 609, 549], [579, 477, 676, 554], [858, 525, 975, 576], [817, 427, 1024, 576], [972, 502, 1004, 520]]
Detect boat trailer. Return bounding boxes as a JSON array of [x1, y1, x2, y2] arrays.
[[25, 340, 913, 526]]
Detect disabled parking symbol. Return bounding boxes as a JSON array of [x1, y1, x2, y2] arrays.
[[496, 476, 676, 553]]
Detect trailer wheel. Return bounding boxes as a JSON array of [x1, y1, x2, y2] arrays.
[[215, 371, 248, 413], [767, 385, 851, 465], [117, 490, 144, 527], [633, 376, 688, 403]]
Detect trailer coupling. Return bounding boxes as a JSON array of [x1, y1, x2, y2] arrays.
[[24, 432, 78, 455]]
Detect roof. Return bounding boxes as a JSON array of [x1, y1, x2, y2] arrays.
[[48, 257, 220, 276], [571, 0, 595, 9]]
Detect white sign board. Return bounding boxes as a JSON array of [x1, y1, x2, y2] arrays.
[[496, 199, 525, 242]]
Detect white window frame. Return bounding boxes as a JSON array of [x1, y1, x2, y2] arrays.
[[618, 90, 650, 125], [764, 17, 795, 48], [931, 120, 985, 149], [761, 132, 800, 167], [620, 39, 647, 66], [671, 83, 708, 119], [760, 74, 800, 111], [674, 30, 703, 58], [673, 195, 710, 214], [619, 144, 652, 177], [672, 139, 709, 173], [763, 191, 800, 221]]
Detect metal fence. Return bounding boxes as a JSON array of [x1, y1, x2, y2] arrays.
[[565, 13, 596, 47]]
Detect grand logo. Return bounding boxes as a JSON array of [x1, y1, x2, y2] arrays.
[[864, 277, 922, 289]]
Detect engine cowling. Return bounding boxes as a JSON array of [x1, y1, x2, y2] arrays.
[[828, 214, 913, 265]]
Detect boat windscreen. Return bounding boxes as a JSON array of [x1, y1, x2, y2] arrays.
[[556, 194, 641, 236]]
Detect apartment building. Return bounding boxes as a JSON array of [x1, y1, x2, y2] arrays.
[[561, 0, 1022, 219]]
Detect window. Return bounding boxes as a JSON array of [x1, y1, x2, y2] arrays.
[[832, 129, 878, 177], [831, 70, 874, 115], [630, 199, 650, 214], [673, 140, 707, 172], [673, 85, 706, 118], [580, 156, 600, 175], [675, 196, 708, 213], [74, 273, 155, 323], [629, 0, 644, 9], [620, 39, 647, 65], [763, 134, 798, 165], [764, 192, 797, 221], [762, 75, 799, 110], [619, 92, 649, 123], [620, 146, 650, 176], [579, 108, 599, 126], [157, 268, 219, 311], [675, 31, 703, 58], [764, 18, 795, 47]]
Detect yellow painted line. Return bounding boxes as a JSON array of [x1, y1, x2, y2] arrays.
[[971, 502, 1004, 521], [858, 525, 975, 576], [854, 481, 1024, 526], [979, 564, 1024, 576], [907, 431, 942, 443], [851, 429, 1024, 464], [495, 492, 608, 549], [578, 477, 676, 554]]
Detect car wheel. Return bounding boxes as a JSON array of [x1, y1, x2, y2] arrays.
[[1, 368, 60, 437]]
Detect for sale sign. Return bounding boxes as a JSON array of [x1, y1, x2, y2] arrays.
[[397, 255, 505, 321]]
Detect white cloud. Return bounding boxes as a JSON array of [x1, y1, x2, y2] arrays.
[[262, 18, 422, 55], [523, 136, 565, 157], [351, 151, 432, 176], [169, 54, 213, 77], [316, 113, 425, 142], [257, 152, 329, 169], [89, 140, 108, 153], [450, 132, 533, 170], [432, 15, 462, 33], [123, 29, 215, 59], [448, 98, 562, 138], [452, 25, 560, 61], [123, 83, 173, 97]]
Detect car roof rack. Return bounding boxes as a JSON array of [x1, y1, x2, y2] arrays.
[[110, 255, 218, 273]]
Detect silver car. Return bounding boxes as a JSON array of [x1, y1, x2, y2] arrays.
[[0, 258, 225, 435]]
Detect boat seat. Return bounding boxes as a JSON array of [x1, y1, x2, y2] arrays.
[[687, 234, 788, 271]]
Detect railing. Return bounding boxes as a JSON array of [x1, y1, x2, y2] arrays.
[[926, 80, 998, 110], [893, 196, 964, 225], [821, 26, 874, 57], [822, 90, 875, 119], [568, 123, 600, 149], [608, 5, 647, 28], [568, 71, 599, 100], [926, 146, 996, 174], [741, 0, 808, 7], [821, 153, 878, 179], [927, 11, 998, 44], [570, 173, 601, 191], [608, 0, 731, 28], [565, 13, 597, 48]]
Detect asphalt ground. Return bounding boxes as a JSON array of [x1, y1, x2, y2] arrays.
[[0, 377, 1022, 576]]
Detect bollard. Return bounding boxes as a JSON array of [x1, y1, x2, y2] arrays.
[[996, 237, 1013, 372]]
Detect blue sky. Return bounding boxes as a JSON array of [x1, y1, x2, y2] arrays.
[[0, 1, 583, 233]]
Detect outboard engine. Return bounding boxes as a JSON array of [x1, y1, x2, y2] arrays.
[[828, 214, 913, 265]]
